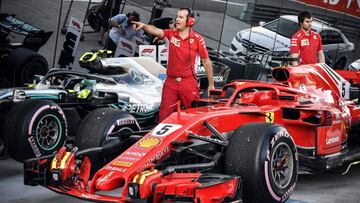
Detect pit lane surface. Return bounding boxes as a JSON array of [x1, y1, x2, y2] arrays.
[[1, 0, 360, 202]]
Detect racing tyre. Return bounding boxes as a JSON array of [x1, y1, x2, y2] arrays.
[[3, 100, 67, 162], [225, 123, 298, 203], [5, 48, 48, 86], [75, 108, 140, 175]]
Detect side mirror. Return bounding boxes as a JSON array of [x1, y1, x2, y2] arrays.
[[259, 21, 266, 26], [209, 89, 223, 96]]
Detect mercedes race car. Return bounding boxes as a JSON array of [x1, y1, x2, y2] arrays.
[[24, 59, 360, 202], [0, 56, 165, 162], [0, 13, 52, 87]]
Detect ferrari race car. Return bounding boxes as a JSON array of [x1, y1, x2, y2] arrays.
[[24, 59, 360, 202], [0, 13, 52, 87], [0, 56, 164, 162]]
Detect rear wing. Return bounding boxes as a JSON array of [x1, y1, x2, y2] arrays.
[[0, 13, 41, 35]]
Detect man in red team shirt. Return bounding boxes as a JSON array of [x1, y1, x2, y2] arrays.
[[132, 8, 214, 121], [290, 11, 325, 66]]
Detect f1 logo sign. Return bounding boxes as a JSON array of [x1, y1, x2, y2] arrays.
[[121, 42, 133, 51], [71, 20, 81, 31], [161, 48, 167, 54], [141, 48, 154, 54]]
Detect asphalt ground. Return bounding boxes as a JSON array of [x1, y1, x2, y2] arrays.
[[1, 0, 360, 202]]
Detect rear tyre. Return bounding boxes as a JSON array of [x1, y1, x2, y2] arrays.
[[75, 108, 140, 175], [5, 48, 48, 86], [3, 100, 67, 162], [225, 123, 298, 203]]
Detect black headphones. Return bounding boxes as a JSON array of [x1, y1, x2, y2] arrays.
[[126, 11, 140, 22]]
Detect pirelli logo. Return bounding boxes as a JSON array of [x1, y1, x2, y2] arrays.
[[113, 161, 133, 167]]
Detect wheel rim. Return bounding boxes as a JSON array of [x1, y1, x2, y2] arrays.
[[270, 142, 294, 189], [35, 114, 62, 151], [23, 62, 45, 83]]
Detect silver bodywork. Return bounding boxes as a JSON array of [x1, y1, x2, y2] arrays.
[[0, 57, 165, 116]]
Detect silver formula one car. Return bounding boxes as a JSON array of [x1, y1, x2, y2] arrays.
[[0, 56, 165, 163]]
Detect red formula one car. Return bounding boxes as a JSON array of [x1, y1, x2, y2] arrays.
[[24, 59, 360, 203]]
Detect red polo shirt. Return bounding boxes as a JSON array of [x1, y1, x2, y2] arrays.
[[290, 29, 323, 65], [161, 29, 209, 78]]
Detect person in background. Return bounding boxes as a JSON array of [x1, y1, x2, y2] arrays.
[[132, 8, 215, 121], [96, 0, 122, 45], [290, 11, 325, 66], [105, 11, 144, 52]]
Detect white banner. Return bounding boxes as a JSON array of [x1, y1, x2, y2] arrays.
[[58, 16, 83, 69], [158, 44, 168, 64], [139, 45, 157, 61], [115, 37, 136, 57], [133, 37, 149, 53]]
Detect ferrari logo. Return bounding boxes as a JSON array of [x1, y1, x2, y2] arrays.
[[138, 137, 161, 149], [265, 112, 274, 123], [190, 38, 194, 44], [313, 35, 317, 40]]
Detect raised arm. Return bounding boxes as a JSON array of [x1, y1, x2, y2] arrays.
[[132, 21, 164, 39]]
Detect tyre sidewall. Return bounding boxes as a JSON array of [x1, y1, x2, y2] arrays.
[[6, 101, 67, 161], [259, 126, 298, 202], [26, 104, 67, 157]]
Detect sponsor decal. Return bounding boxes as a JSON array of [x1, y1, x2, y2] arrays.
[[104, 165, 127, 172], [120, 156, 140, 161], [116, 118, 136, 126], [28, 136, 42, 157], [138, 137, 161, 149], [121, 41, 133, 51], [326, 135, 340, 145], [300, 39, 309, 46], [265, 112, 275, 123], [151, 124, 182, 137], [145, 146, 170, 165], [113, 161, 133, 167], [270, 130, 290, 148], [121, 103, 155, 114], [124, 151, 146, 157], [97, 171, 114, 184], [281, 183, 296, 202], [171, 36, 180, 47]]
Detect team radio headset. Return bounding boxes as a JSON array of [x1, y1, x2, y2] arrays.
[[181, 8, 197, 81]]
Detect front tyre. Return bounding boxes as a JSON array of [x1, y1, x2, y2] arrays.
[[3, 100, 67, 162], [225, 123, 298, 203], [75, 108, 141, 175]]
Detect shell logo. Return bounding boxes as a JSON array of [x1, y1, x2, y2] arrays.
[[138, 137, 161, 149]]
